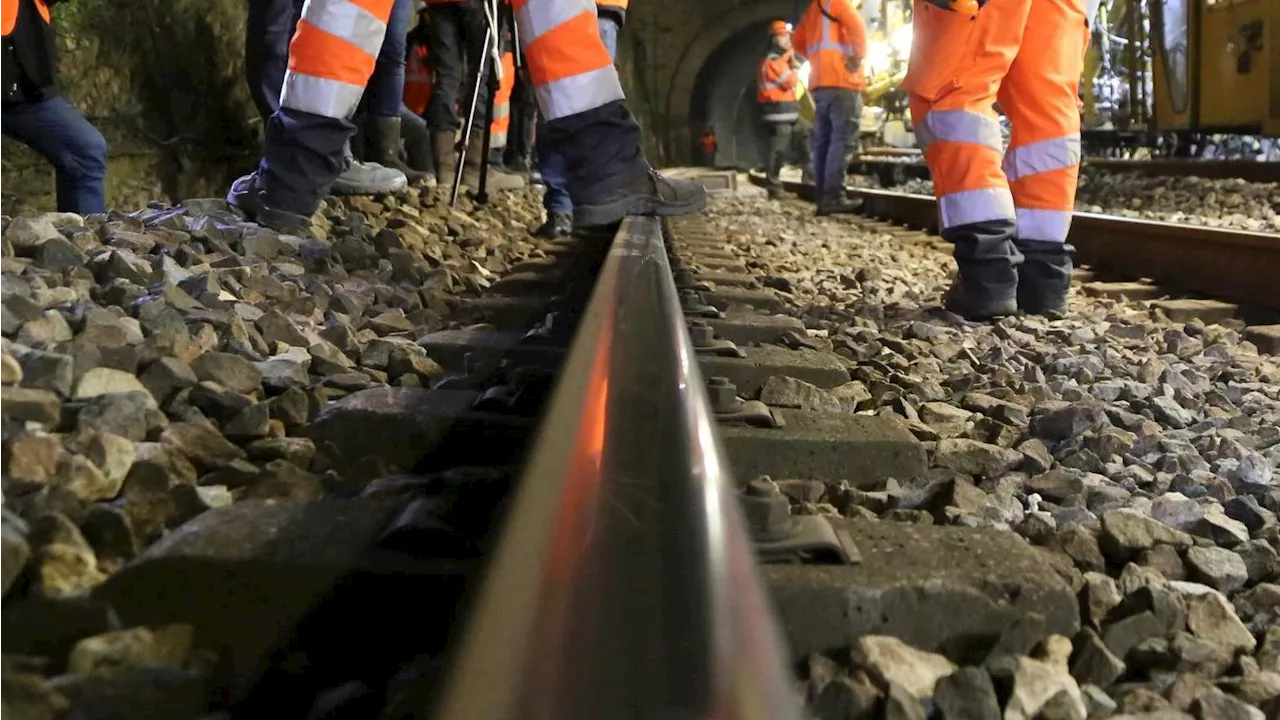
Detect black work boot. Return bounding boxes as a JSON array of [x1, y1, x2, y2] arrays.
[[533, 211, 573, 239], [1016, 239, 1074, 318], [573, 166, 707, 228], [226, 171, 313, 236], [370, 117, 430, 185], [816, 189, 861, 216], [943, 219, 1022, 321]]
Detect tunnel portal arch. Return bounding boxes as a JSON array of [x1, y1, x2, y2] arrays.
[[661, 0, 800, 164]]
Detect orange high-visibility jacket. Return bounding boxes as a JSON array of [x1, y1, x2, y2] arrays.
[[515, 0, 623, 121], [792, 0, 867, 91], [490, 50, 515, 146], [596, 0, 627, 8], [700, 131, 717, 153], [403, 41, 433, 116], [1, 0, 50, 35], [284, 0, 394, 118], [757, 49, 799, 104]]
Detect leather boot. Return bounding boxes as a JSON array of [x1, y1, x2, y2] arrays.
[[943, 219, 1022, 321], [572, 164, 707, 229], [401, 118, 437, 187], [1016, 238, 1074, 318], [432, 131, 458, 193], [816, 189, 861, 216], [369, 117, 430, 185], [226, 171, 313, 236], [461, 133, 525, 191]]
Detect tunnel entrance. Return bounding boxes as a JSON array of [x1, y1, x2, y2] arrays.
[[689, 20, 778, 171]]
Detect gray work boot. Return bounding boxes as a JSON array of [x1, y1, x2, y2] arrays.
[[330, 145, 407, 196], [943, 219, 1022, 321], [572, 165, 707, 229], [1016, 238, 1074, 318], [226, 171, 313, 236], [461, 133, 525, 192], [369, 116, 430, 185]]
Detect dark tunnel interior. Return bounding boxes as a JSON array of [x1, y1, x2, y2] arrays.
[[689, 20, 778, 171]]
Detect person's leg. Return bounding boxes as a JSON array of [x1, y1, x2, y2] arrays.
[[820, 89, 853, 207], [1000, 0, 1089, 317], [534, 10, 621, 232], [359, 0, 427, 182], [426, 4, 467, 188], [765, 121, 790, 197], [810, 90, 833, 202], [458, 6, 524, 190], [519, 1, 703, 227], [229, 0, 396, 232], [1, 97, 109, 214], [903, 0, 1033, 320], [244, 0, 301, 124], [401, 102, 436, 181]]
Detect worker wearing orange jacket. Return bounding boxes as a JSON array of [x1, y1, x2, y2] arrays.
[[535, 0, 696, 238], [903, 0, 1092, 319], [791, 0, 866, 215], [757, 21, 802, 199], [228, 0, 703, 234]]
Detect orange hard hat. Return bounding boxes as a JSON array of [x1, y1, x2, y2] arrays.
[[770, 20, 792, 35]]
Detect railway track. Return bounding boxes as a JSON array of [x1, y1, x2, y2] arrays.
[[220, 207, 890, 719], [753, 174, 1280, 316], [845, 157, 1280, 186]]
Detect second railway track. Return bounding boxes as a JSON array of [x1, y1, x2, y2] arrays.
[[753, 174, 1280, 317]]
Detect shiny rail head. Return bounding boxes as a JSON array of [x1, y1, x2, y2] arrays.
[[430, 217, 800, 720]]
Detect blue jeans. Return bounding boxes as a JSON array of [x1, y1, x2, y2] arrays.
[[360, 0, 412, 118], [246, 0, 407, 121], [244, 0, 304, 123], [810, 88, 860, 203], [538, 16, 619, 215], [1, 97, 108, 214]]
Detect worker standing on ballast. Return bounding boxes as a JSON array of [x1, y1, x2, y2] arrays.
[[903, 0, 1091, 320], [792, 0, 866, 215], [228, 0, 704, 235], [532, 0, 628, 239], [757, 21, 801, 200]]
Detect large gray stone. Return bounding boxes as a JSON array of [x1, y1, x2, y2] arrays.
[[762, 520, 1079, 663]]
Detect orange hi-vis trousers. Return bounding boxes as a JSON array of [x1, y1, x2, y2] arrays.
[[282, 0, 396, 119], [491, 51, 516, 148], [903, 0, 1089, 243], [514, 0, 624, 122]]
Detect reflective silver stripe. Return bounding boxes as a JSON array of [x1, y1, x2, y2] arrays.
[[818, 1, 854, 54], [938, 187, 1015, 229], [301, 0, 387, 58], [281, 71, 367, 118], [1015, 207, 1072, 243], [492, 131, 508, 146], [760, 68, 795, 90], [535, 64, 625, 121], [915, 110, 1003, 151], [492, 104, 510, 119], [1002, 134, 1081, 181], [762, 111, 800, 122], [517, 0, 596, 46]]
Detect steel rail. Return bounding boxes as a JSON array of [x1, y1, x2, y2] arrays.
[[431, 216, 800, 720], [750, 173, 1280, 311], [843, 157, 1280, 184]]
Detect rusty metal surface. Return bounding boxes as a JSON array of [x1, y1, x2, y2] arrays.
[[1082, 159, 1280, 183], [748, 172, 1280, 310], [844, 157, 1280, 185]]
